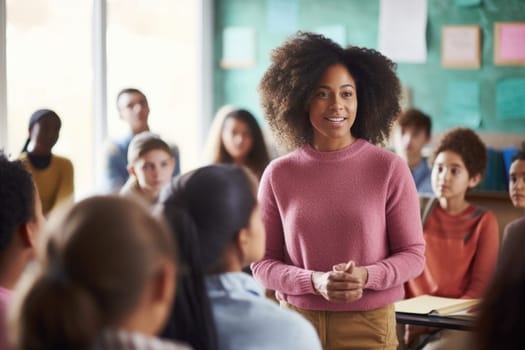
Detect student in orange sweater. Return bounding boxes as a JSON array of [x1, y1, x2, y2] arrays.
[[404, 128, 500, 349]]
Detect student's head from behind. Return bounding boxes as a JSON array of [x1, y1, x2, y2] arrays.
[[259, 31, 400, 150], [127, 132, 175, 196], [393, 108, 432, 159], [476, 226, 525, 350], [0, 153, 44, 260], [509, 141, 525, 209], [23, 109, 62, 155], [430, 128, 487, 200], [12, 196, 176, 350], [162, 164, 264, 274], [217, 109, 270, 177], [116, 88, 150, 134]]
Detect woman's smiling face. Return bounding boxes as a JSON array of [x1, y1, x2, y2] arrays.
[[308, 63, 357, 151]]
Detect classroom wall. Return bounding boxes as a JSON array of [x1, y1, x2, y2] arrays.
[[213, 0, 525, 136]]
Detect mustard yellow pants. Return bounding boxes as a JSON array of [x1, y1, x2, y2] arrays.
[[281, 301, 398, 350]]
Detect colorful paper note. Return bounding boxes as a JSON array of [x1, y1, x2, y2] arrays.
[[266, 0, 299, 34], [378, 0, 427, 63], [497, 24, 525, 62], [445, 80, 481, 128], [496, 78, 525, 120], [221, 27, 256, 68]]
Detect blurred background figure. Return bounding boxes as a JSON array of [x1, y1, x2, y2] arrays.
[[19, 109, 74, 216], [501, 141, 525, 251], [203, 107, 270, 180], [476, 215, 525, 350], [474, 141, 525, 350], [393, 108, 433, 195], [120, 132, 175, 207], [103, 88, 180, 193], [0, 154, 45, 350], [11, 196, 190, 350]]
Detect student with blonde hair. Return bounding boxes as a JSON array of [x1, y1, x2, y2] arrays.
[[10, 196, 190, 350], [121, 132, 176, 207], [103, 88, 181, 193]]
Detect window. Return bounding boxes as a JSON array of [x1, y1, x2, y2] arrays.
[[6, 0, 93, 198], [4, 0, 207, 198]]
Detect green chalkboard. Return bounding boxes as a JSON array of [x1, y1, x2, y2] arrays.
[[214, 0, 525, 133]]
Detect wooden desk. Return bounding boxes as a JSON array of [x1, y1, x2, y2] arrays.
[[396, 312, 475, 331]]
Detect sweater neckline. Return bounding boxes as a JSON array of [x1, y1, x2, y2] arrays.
[[435, 203, 476, 217], [302, 139, 366, 161]]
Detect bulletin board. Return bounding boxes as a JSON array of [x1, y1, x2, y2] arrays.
[[214, 0, 525, 133]]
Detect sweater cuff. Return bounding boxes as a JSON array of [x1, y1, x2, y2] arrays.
[[298, 270, 316, 295], [363, 264, 382, 290]]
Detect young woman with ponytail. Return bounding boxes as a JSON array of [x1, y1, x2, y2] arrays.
[[159, 164, 321, 350], [10, 196, 191, 350]]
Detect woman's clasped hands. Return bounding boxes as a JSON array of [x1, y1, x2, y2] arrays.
[[311, 261, 368, 303]]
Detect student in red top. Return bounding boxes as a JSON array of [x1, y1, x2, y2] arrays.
[[404, 128, 499, 349]]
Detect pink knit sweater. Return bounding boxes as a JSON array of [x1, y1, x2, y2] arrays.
[[252, 139, 425, 311]]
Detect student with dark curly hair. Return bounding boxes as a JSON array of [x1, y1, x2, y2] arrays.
[[404, 128, 499, 349], [203, 107, 271, 179], [251, 32, 425, 349]]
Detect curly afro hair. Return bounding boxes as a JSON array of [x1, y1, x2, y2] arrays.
[[259, 31, 401, 149], [431, 128, 487, 178]]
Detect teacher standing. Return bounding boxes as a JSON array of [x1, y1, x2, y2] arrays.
[[251, 32, 425, 350]]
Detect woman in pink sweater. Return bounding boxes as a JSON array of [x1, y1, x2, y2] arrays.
[[251, 32, 425, 349]]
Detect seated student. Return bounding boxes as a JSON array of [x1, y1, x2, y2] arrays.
[[159, 164, 321, 350], [203, 107, 271, 180], [393, 108, 433, 194], [0, 154, 45, 350], [475, 217, 525, 350], [501, 141, 525, 250], [403, 128, 500, 349], [19, 109, 74, 216], [10, 196, 191, 350], [103, 88, 180, 193], [120, 132, 176, 207]]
